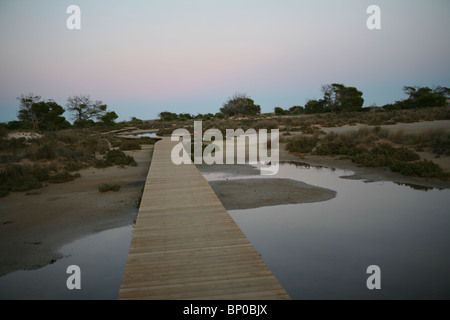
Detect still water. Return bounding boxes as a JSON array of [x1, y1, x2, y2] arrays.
[[201, 162, 450, 299], [0, 225, 133, 299], [0, 162, 449, 299], [136, 132, 158, 138]]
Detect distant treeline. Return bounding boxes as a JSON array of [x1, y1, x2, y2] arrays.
[[2, 84, 449, 130], [274, 84, 450, 116], [1, 94, 126, 131], [160, 84, 450, 121]]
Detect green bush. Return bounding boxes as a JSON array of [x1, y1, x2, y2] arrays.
[[98, 183, 121, 192], [36, 143, 56, 160], [95, 150, 137, 168], [286, 135, 319, 153], [390, 146, 421, 162], [119, 140, 142, 151], [389, 160, 448, 179], [48, 171, 81, 183], [0, 137, 27, 152], [5, 175, 42, 192]]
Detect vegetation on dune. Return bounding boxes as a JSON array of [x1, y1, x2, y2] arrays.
[[118, 140, 142, 151], [0, 85, 449, 197], [95, 149, 137, 168], [286, 135, 319, 154], [98, 183, 121, 192], [0, 128, 145, 197], [286, 126, 449, 179]]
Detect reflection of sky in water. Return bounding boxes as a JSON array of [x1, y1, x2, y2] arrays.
[[201, 162, 450, 299], [136, 132, 158, 138], [1, 162, 449, 299], [0, 225, 133, 299]]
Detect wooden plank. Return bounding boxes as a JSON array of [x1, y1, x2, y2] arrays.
[[118, 138, 290, 300]]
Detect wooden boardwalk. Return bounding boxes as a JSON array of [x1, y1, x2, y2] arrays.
[[118, 138, 290, 300]]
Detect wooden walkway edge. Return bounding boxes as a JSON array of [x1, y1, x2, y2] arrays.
[[118, 138, 290, 300]]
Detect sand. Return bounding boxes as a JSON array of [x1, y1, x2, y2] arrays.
[[1, 120, 449, 277], [280, 120, 450, 189], [319, 120, 450, 135], [0, 145, 153, 276], [209, 178, 336, 210]]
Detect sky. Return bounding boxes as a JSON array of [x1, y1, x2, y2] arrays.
[[0, 0, 449, 122]]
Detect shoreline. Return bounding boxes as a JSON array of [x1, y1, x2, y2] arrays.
[[278, 142, 450, 190], [1, 124, 449, 277], [0, 145, 153, 277], [209, 178, 336, 210]]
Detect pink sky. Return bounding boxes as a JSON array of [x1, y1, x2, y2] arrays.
[[1, 0, 449, 121]]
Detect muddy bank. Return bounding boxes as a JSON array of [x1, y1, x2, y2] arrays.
[[209, 178, 336, 210], [0, 145, 153, 277], [277, 142, 450, 190]]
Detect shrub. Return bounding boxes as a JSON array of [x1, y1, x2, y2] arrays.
[[48, 171, 81, 183], [0, 137, 27, 153], [9, 176, 42, 192], [98, 183, 121, 192], [36, 143, 56, 160], [286, 135, 319, 153], [390, 146, 421, 162], [389, 160, 448, 179], [119, 140, 142, 151], [95, 150, 137, 168], [254, 120, 278, 130], [0, 168, 43, 192]]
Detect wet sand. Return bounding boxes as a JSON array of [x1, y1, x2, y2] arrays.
[[0, 146, 153, 277], [209, 178, 336, 210], [1, 120, 449, 277]]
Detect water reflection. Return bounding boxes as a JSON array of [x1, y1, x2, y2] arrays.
[[201, 162, 450, 299], [394, 182, 442, 191], [136, 132, 158, 138], [0, 225, 133, 300]]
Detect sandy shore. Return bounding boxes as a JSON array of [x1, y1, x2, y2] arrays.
[[278, 143, 450, 190], [209, 178, 336, 210], [1, 120, 449, 277], [279, 120, 450, 189], [0, 145, 153, 277]]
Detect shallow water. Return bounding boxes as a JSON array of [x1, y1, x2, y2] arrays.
[[1, 162, 449, 299], [200, 162, 450, 299], [0, 225, 133, 299], [136, 132, 158, 138]]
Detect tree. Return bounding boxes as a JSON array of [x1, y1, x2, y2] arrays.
[[17, 94, 70, 130], [274, 107, 288, 115], [322, 83, 364, 112], [130, 117, 143, 124], [401, 86, 450, 108], [289, 106, 304, 115], [304, 99, 326, 114], [38, 101, 71, 130], [158, 111, 178, 121], [66, 95, 107, 122], [100, 111, 118, 125], [17, 94, 42, 131], [220, 93, 261, 117], [178, 113, 193, 121]]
